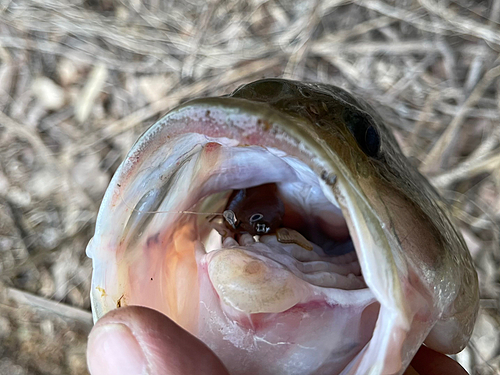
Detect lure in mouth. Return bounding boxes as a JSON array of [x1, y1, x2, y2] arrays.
[[87, 79, 479, 375]]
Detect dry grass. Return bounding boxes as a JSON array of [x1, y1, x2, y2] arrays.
[[0, 0, 499, 374]]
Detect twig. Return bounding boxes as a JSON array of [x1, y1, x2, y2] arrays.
[[419, 0, 500, 46], [431, 152, 500, 188], [381, 52, 437, 102], [5, 287, 93, 331], [70, 57, 282, 157], [353, 0, 453, 35], [407, 90, 440, 158], [0, 111, 95, 209], [421, 64, 500, 173], [283, 0, 322, 79]]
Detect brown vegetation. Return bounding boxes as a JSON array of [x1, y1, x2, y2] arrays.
[[0, 1, 498, 374]]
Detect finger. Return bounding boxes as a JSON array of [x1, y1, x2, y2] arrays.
[[87, 306, 230, 375], [403, 365, 420, 375], [406, 345, 469, 375]]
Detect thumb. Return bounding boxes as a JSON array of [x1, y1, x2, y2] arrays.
[[87, 305, 230, 375], [406, 345, 469, 375]]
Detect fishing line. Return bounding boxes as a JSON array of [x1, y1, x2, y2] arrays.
[[117, 185, 223, 216]]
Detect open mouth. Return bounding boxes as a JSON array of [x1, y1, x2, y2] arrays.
[[101, 126, 381, 374], [87, 95, 424, 375], [194, 142, 370, 299], [193, 145, 380, 374], [88, 81, 479, 375]]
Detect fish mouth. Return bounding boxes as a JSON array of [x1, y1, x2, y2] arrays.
[[87, 98, 419, 375]]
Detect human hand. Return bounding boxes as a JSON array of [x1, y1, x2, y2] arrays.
[[86, 306, 229, 375], [405, 344, 469, 375], [86, 306, 468, 375]]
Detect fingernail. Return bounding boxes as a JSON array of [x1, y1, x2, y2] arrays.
[[87, 323, 147, 375]]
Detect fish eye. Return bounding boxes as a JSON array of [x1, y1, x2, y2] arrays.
[[364, 126, 380, 157], [343, 108, 381, 158], [249, 213, 264, 223]]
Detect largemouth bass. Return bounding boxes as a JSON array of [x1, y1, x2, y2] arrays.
[[86, 79, 479, 375]]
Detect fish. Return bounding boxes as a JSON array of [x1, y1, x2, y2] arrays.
[[86, 78, 479, 375]]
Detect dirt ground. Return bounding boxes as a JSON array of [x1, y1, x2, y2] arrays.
[[0, 0, 499, 374]]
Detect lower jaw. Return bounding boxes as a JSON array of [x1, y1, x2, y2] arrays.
[[196, 252, 380, 375]]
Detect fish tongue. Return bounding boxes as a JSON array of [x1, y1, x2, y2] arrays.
[[206, 247, 310, 314]]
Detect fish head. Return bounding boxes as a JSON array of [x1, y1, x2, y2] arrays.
[[87, 79, 479, 375]]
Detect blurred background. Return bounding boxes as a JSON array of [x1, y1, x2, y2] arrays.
[[0, 0, 498, 374]]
